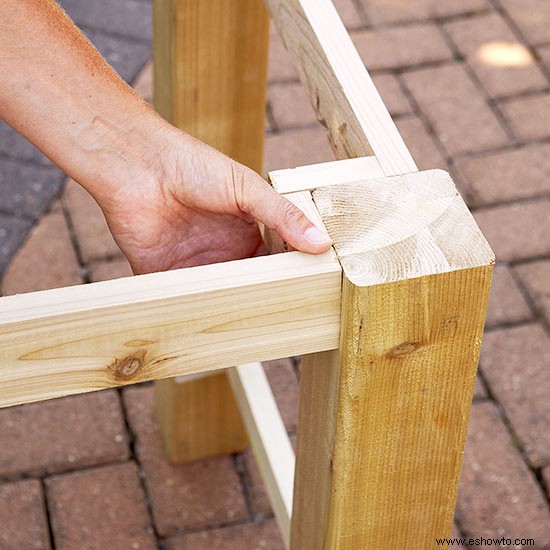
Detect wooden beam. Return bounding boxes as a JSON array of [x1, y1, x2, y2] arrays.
[[155, 372, 248, 463], [153, 0, 270, 461], [263, 0, 417, 175], [228, 363, 295, 548], [0, 251, 341, 408], [291, 169, 494, 549], [154, 0, 269, 166], [269, 156, 384, 194]]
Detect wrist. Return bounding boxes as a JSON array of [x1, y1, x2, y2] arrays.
[[72, 101, 171, 208]]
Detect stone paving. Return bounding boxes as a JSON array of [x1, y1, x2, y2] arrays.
[[0, 0, 549, 549]]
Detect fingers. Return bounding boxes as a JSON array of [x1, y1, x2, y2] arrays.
[[238, 172, 332, 255]]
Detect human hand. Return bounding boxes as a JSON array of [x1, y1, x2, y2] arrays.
[[0, 0, 331, 276], [95, 124, 332, 275]]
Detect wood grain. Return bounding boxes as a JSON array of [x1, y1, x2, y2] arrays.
[[264, 0, 416, 175], [153, 0, 269, 461], [291, 168, 494, 548], [228, 363, 295, 548], [154, 0, 269, 167], [0, 252, 341, 408], [155, 372, 248, 463], [294, 267, 493, 549], [269, 156, 384, 194], [313, 169, 494, 285]]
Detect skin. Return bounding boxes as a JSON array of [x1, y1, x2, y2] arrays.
[[0, 0, 332, 275]]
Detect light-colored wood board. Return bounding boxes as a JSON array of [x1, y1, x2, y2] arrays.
[[264, 0, 417, 176], [154, 0, 269, 169], [290, 348, 339, 550], [290, 169, 494, 548], [153, 0, 269, 462], [294, 266, 493, 549], [155, 372, 248, 463], [313, 169, 495, 285], [269, 156, 384, 194], [228, 363, 295, 548], [0, 251, 341, 408]]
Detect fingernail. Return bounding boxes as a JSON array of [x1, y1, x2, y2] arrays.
[[304, 226, 332, 244]]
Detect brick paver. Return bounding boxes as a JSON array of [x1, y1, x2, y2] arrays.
[[263, 359, 298, 433], [450, 525, 467, 550], [165, 518, 284, 550], [62, 179, 123, 262], [485, 264, 532, 327], [371, 73, 413, 117], [403, 63, 510, 156], [123, 386, 249, 537], [352, 24, 453, 71], [0, 479, 50, 550], [515, 260, 550, 325], [263, 126, 333, 174], [543, 468, 550, 499], [474, 199, 550, 262], [537, 45, 550, 73], [395, 116, 449, 171], [500, 93, 550, 142], [0, 391, 129, 478], [1, 202, 82, 295], [89, 257, 133, 282], [46, 462, 156, 550], [0, 214, 32, 274], [268, 83, 318, 130], [456, 402, 550, 547], [332, 0, 365, 30], [473, 376, 488, 399], [58, 0, 152, 42], [269, 74, 413, 130], [499, 0, 550, 46], [481, 324, 550, 467], [357, 0, 489, 25], [455, 143, 550, 206], [241, 448, 272, 517], [0, 122, 52, 166], [268, 25, 299, 84], [133, 61, 153, 103], [0, 159, 64, 220], [444, 13, 548, 99]]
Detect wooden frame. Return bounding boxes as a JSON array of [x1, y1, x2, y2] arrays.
[[0, 0, 495, 548]]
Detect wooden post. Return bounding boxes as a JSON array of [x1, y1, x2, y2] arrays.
[[152, 0, 270, 461], [155, 373, 247, 463], [291, 171, 494, 549], [261, 2, 494, 546]]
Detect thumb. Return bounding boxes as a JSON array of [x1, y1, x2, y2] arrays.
[[239, 173, 332, 254]]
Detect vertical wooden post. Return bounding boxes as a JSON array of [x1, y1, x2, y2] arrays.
[[155, 373, 249, 463], [290, 171, 494, 549], [152, 0, 269, 461]]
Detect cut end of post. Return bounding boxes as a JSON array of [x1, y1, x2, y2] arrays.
[[313, 169, 495, 287]]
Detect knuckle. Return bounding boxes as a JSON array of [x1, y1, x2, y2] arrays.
[[275, 199, 304, 230]]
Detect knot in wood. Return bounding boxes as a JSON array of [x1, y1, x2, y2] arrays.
[[110, 350, 146, 380], [389, 342, 419, 356]]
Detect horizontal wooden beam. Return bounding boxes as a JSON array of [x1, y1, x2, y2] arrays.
[[263, 0, 417, 175], [228, 363, 295, 548], [0, 250, 341, 408], [269, 156, 384, 194]]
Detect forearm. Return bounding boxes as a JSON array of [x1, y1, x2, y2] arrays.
[[0, 0, 164, 202]]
